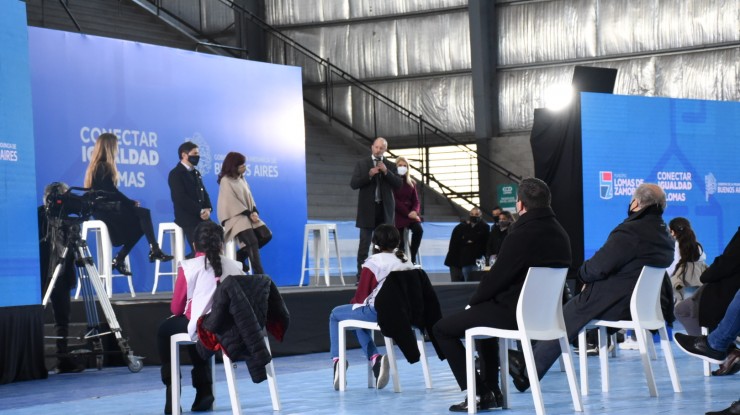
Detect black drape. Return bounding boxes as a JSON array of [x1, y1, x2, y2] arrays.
[[0, 305, 47, 384], [530, 101, 584, 278]]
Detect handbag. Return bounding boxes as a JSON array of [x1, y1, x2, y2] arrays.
[[254, 224, 272, 248]]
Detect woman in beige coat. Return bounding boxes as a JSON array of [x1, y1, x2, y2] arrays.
[[217, 152, 266, 274]]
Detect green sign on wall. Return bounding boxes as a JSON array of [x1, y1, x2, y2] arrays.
[[497, 184, 518, 211]]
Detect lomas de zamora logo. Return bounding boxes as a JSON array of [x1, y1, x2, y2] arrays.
[[185, 133, 212, 176], [599, 171, 613, 200]]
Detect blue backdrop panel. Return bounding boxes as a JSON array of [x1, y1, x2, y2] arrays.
[[582, 93, 740, 262], [29, 28, 306, 290], [0, 2, 41, 307]]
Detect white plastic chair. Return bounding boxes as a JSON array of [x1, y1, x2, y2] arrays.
[[170, 333, 280, 415], [337, 320, 432, 392], [152, 223, 185, 294], [77, 220, 134, 298], [465, 267, 582, 415], [577, 266, 681, 397]]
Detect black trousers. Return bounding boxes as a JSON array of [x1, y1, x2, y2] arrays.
[[116, 206, 158, 259], [356, 202, 385, 274], [433, 301, 517, 393], [157, 315, 212, 388], [397, 222, 423, 264]]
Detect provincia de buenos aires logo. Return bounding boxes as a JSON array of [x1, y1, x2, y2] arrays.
[[0, 141, 19, 162]]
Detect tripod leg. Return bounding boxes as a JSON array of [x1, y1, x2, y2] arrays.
[[77, 242, 144, 373], [42, 247, 70, 307]]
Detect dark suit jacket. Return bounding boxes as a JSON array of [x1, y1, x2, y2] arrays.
[[468, 207, 571, 324], [374, 269, 444, 363], [574, 205, 674, 321], [698, 227, 740, 329], [444, 220, 490, 268], [168, 163, 212, 232], [350, 156, 402, 228]]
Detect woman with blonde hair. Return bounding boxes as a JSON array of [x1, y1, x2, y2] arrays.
[[84, 133, 172, 275], [392, 156, 423, 264]]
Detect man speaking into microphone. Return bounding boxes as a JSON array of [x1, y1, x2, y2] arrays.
[[350, 137, 402, 277]]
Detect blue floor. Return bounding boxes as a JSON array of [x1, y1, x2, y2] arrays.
[[0, 339, 737, 414]]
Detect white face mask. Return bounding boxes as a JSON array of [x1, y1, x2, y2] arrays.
[[397, 166, 408, 176]]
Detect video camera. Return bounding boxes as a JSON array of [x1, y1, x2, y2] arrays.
[[44, 184, 120, 222]]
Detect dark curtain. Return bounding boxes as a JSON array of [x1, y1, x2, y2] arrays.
[[530, 101, 584, 278], [0, 305, 47, 384]]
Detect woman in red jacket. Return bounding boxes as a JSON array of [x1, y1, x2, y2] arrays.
[[393, 156, 423, 264]]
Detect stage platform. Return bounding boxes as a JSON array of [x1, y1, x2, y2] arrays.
[[43, 278, 476, 367]]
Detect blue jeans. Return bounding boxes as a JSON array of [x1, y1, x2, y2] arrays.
[[329, 304, 379, 360], [708, 290, 740, 351]]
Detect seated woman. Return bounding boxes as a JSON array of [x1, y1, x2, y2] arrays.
[[393, 156, 423, 264], [83, 133, 172, 275], [156, 221, 245, 414], [667, 217, 707, 302], [217, 151, 268, 274], [328, 224, 414, 390]]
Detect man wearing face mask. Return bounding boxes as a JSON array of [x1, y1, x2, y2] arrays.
[[444, 207, 489, 282], [508, 183, 675, 392], [168, 141, 213, 257], [486, 210, 515, 265]]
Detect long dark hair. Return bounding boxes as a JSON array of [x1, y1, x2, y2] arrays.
[[193, 221, 224, 277], [371, 224, 407, 262], [217, 152, 246, 184], [669, 217, 702, 275]]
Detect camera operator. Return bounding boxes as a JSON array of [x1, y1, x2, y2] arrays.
[[83, 133, 173, 275], [38, 182, 84, 373]]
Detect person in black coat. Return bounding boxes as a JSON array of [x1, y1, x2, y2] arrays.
[[350, 137, 403, 275], [509, 183, 675, 392], [168, 141, 212, 256], [434, 178, 571, 412], [84, 133, 173, 275], [444, 208, 489, 282]]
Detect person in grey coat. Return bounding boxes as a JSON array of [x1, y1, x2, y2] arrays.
[[509, 183, 675, 392], [350, 137, 402, 275]]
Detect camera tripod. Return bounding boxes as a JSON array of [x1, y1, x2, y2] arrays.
[[42, 222, 144, 372]]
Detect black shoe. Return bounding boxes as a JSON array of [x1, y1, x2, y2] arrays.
[[372, 354, 390, 389], [191, 388, 214, 412], [713, 348, 740, 376], [149, 246, 175, 263], [674, 333, 727, 364], [508, 349, 530, 392], [706, 401, 740, 415], [164, 386, 172, 415], [112, 257, 132, 276], [333, 359, 348, 391], [449, 390, 502, 412], [53, 358, 85, 374]]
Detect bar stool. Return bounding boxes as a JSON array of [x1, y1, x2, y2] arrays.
[[224, 237, 252, 275], [170, 333, 281, 415], [299, 223, 344, 287], [152, 223, 186, 294], [77, 220, 134, 298]]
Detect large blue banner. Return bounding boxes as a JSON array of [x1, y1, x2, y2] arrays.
[[582, 93, 740, 262], [29, 28, 306, 291], [0, 2, 41, 307]]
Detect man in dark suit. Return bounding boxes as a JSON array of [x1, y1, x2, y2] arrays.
[[444, 207, 489, 282], [350, 137, 403, 276], [168, 142, 212, 256], [509, 183, 675, 392], [433, 178, 571, 412]]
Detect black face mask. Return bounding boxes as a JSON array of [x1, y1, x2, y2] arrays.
[[469, 216, 481, 224], [188, 155, 200, 166], [627, 200, 636, 217], [491, 216, 500, 224], [499, 220, 511, 228]]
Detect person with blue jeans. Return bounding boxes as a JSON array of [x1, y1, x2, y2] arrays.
[[675, 289, 739, 415], [329, 224, 414, 390]]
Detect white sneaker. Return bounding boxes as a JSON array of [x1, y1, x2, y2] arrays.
[[619, 338, 640, 350]]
